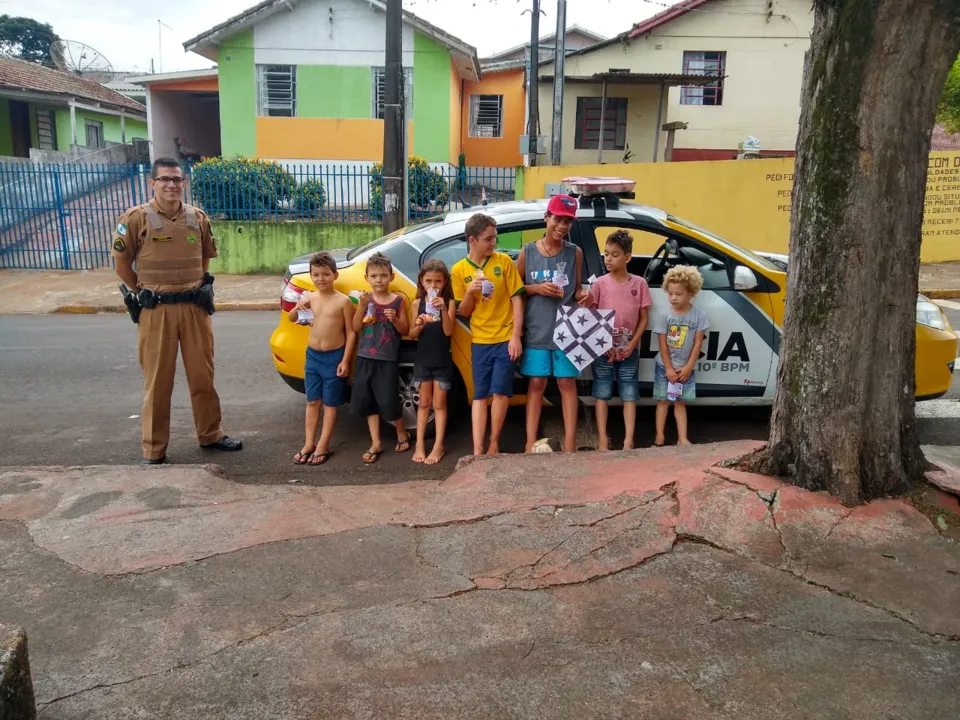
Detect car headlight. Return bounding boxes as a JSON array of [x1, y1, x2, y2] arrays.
[[916, 297, 950, 330]]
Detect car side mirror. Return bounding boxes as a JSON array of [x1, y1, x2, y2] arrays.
[[733, 266, 759, 291], [665, 238, 679, 257]]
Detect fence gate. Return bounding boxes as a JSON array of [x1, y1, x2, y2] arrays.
[[0, 162, 150, 270]]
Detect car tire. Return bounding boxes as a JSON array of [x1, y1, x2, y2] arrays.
[[397, 345, 465, 434]]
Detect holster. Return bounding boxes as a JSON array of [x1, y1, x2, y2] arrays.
[[196, 273, 216, 315], [119, 284, 142, 324]]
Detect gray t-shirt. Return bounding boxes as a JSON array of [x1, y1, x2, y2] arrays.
[[522, 240, 578, 349], [653, 305, 710, 368]]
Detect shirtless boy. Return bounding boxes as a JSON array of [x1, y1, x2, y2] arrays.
[[290, 251, 357, 465]]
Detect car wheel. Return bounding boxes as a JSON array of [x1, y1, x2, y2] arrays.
[[398, 349, 433, 432]]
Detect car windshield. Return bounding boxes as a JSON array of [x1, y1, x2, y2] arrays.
[[668, 215, 781, 273], [346, 216, 445, 260]]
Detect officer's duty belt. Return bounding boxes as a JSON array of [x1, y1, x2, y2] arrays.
[[138, 288, 198, 309]]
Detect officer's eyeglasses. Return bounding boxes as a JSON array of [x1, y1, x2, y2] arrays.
[[154, 177, 185, 185]]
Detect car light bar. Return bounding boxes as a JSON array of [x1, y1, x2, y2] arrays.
[[562, 176, 638, 196]]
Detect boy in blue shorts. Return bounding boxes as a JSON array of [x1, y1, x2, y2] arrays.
[[290, 252, 356, 465], [452, 213, 524, 456], [516, 194, 588, 453]]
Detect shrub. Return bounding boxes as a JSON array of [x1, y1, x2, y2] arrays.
[[291, 179, 327, 216], [369, 156, 449, 217], [189, 156, 302, 220]]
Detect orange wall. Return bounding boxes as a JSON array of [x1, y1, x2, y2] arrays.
[[150, 77, 219, 92], [256, 117, 414, 160], [460, 68, 525, 168], [449, 60, 462, 165]]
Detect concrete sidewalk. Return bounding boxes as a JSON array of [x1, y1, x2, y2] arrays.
[[0, 268, 282, 315], [2, 262, 960, 314], [1, 441, 958, 718]]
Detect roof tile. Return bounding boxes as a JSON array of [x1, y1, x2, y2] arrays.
[[0, 56, 145, 113]]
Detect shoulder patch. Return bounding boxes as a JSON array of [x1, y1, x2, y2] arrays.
[[113, 238, 126, 252], [116, 223, 127, 236]]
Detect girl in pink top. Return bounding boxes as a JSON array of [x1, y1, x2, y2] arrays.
[[586, 230, 652, 451]]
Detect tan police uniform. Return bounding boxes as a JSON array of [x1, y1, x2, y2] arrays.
[[112, 199, 224, 460]]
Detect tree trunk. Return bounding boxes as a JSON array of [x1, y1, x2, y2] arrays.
[[751, 0, 960, 505]]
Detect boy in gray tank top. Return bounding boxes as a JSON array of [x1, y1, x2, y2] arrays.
[[516, 194, 589, 454]]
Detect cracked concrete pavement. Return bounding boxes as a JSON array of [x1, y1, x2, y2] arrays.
[[1, 440, 959, 719]]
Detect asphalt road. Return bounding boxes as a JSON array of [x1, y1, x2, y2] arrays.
[[1, 310, 956, 485]]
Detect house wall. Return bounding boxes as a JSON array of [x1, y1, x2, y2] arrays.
[[219, 29, 257, 156], [412, 31, 451, 163], [256, 118, 414, 161], [0, 98, 12, 156], [536, 80, 664, 165], [461, 68, 526, 168], [51, 109, 147, 150], [217, 0, 458, 163], [253, 0, 415, 67], [546, 0, 812, 153], [449, 60, 462, 164], [148, 89, 221, 159]]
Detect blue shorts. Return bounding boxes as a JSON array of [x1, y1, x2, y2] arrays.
[[653, 362, 697, 402], [592, 350, 640, 402], [305, 346, 348, 406], [519, 348, 580, 379], [472, 341, 515, 400]]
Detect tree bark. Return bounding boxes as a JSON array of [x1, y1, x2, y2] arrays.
[[751, 0, 960, 505]]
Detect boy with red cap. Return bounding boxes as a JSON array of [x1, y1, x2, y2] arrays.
[[515, 194, 588, 453]]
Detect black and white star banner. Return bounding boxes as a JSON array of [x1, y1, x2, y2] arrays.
[[553, 306, 616, 372]]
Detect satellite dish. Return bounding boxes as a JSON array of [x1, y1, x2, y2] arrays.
[[50, 40, 114, 82]]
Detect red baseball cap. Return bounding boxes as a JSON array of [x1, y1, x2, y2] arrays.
[[547, 194, 579, 219]]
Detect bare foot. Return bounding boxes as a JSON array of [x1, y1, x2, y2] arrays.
[[678, 438, 693, 446], [622, 441, 634, 451], [597, 439, 610, 452], [562, 442, 576, 453], [654, 435, 666, 447], [424, 446, 445, 465], [524, 443, 534, 454], [412, 444, 427, 463], [486, 441, 499, 456]]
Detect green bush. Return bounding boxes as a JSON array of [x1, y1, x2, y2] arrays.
[[190, 156, 319, 220], [369, 156, 449, 217], [291, 179, 327, 216]]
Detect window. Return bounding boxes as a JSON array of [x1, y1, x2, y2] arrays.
[[423, 238, 468, 270], [469, 94, 503, 138], [36, 109, 56, 150], [680, 51, 725, 106], [372, 67, 414, 119], [257, 65, 297, 117], [84, 120, 104, 149], [574, 97, 627, 151]]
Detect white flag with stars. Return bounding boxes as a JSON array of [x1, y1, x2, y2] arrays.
[[553, 306, 616, 372]]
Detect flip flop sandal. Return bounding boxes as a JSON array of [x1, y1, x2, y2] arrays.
[[395, 436, 411, 453], [308, 451, 334, 466], [362, 450, 383, 464], [293, 449, 315, 464]]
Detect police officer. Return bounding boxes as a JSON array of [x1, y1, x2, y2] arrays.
[[113, 157, 243, 464]]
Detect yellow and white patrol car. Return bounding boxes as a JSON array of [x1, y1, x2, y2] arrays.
[[269, 179, 957, 428]]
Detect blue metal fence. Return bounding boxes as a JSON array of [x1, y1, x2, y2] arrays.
[[0, 161, 517, 270]]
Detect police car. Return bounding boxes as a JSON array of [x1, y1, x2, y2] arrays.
[[270, 178, 957, 426]]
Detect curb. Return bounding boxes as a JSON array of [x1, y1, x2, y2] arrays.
[[53, 301, 279, 315], [922, 289, 960, 300]]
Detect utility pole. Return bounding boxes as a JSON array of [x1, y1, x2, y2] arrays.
[[526, 0, 541, 167], [382, 0, 405, 234], [550, 0, 567, 166]]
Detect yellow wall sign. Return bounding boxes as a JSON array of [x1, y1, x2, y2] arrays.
[[520, 151, 960, 263]]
